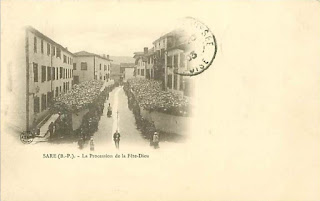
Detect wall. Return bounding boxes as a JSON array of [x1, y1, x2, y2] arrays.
[[27, 30, 74, 130], [124, 68, 135, 81], [73, 56, 94, 83], [136, 58, 146, 78], [153, 37, 167, 51], [74, 56, 111, 83], [95, 57, 111, 81], [110, 63, 121, 82], [140, 107, 192, 136]]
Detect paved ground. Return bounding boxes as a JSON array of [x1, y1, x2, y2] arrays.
[[93, 86, 149, 151], [31, 85, 177, 151]]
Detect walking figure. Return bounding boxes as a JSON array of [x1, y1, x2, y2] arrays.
[[90, 136, 94, 151], [153, 132, 159, 149], [107, 103, 112, 117], [113, 130, 120, 149]]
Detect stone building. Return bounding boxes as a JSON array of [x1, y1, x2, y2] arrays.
[[25, 26, 75, 131], [133, 50, 147, 79], [73, 51, 112, 84], [133, 47, 155, 79], [133, 29, 194, 96], [120, 63, 136, 81]]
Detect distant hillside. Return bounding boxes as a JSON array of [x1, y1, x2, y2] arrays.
[[110, 56, 135, 65], [110, 63, 120, 75]]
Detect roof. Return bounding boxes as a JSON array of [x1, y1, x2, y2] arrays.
[[74, 51, 96, 57], [133, 51, 144, 55], [74, 51, 112, 61], [133, 47, 154, 60], [152, 29, 185, 44], [146, 47, 154, 56], [120, 63, 135, 68], [133, 52, 144, 58], [167, 40, 189, 51], [152, 30, 174, 44], [26, 26, 74, 56], [110, 63, 120, 67]]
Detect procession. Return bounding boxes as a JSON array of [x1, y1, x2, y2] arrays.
[[29, 79, 168, 151], [15, 26, 194, 150]]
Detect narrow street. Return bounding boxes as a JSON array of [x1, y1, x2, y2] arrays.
[[92, 86, 149, 151]]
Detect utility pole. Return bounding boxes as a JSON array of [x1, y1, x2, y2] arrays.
[[117, 111, 119, 131]]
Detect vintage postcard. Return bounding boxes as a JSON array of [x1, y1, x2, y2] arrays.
[[1, 1, 320, 201]]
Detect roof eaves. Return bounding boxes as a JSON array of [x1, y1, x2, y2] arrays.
[[26, 26, 75, 56]]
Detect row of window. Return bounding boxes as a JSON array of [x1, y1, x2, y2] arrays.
[[63, 55, 73, 65], [154, 39, 166, 49], [33, 92, 53, 114], [33, 36, 72, 65], [72, 62, 110, 71], [167, 53, 185, 68], [34, 81, 72, 114], [33, 63, 73, 83], [94, 73, 110, 81], [139, 60, 145, 67], [100, 64, 110, 71], [137, 69, 145, 76], [148, 57, 154, 64], [167, 74, 184, 91]]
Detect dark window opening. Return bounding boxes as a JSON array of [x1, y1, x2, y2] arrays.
[[41, 66, 46, 82], [41, 94, 47, 111], [34, 97, 40, 114], [47, 66, 51, 81], [81, 62, 87, 70], [33, 63, 38, 82]]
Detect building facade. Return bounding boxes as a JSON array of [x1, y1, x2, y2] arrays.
[[133, 47, 155, 79], [110, 63, 121, 83], [73, 51, 112, 84], [145, 48, 155, 79], [133, 29, 194, 97], [26, 26, 74, 131], [120, 63, 136, 81], [133, 51, 146, 79]]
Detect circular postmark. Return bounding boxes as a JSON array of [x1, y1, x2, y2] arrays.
[[20, 131, 34, 144], [173, 17, 217, 76]]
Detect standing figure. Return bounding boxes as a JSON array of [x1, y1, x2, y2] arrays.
[[48, 122, 54, 137], [90, 136, 94, 151], [78, 137, 84, 149], [153, 132, 160, 149], [150, 132, 154, 146], [113, 130, 120, 149], [107, 103, 112, 117]]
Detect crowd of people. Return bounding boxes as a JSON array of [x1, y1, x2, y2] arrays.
[[124, 82, 156, 142], [126, 78, 190, 116], [45, 81, 115, 146], [54, 80, 104, 112], [77, 85, 113, 149]]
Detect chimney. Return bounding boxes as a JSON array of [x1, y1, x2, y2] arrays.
[[107, 55, 110, 60], [144, 47, 148, 54], [103, 54, 106, 58]]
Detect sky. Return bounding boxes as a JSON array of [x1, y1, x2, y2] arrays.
[[2, 1, 193, 57]]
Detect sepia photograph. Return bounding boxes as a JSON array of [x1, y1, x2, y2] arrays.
[[1, 1, 320, 201]]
